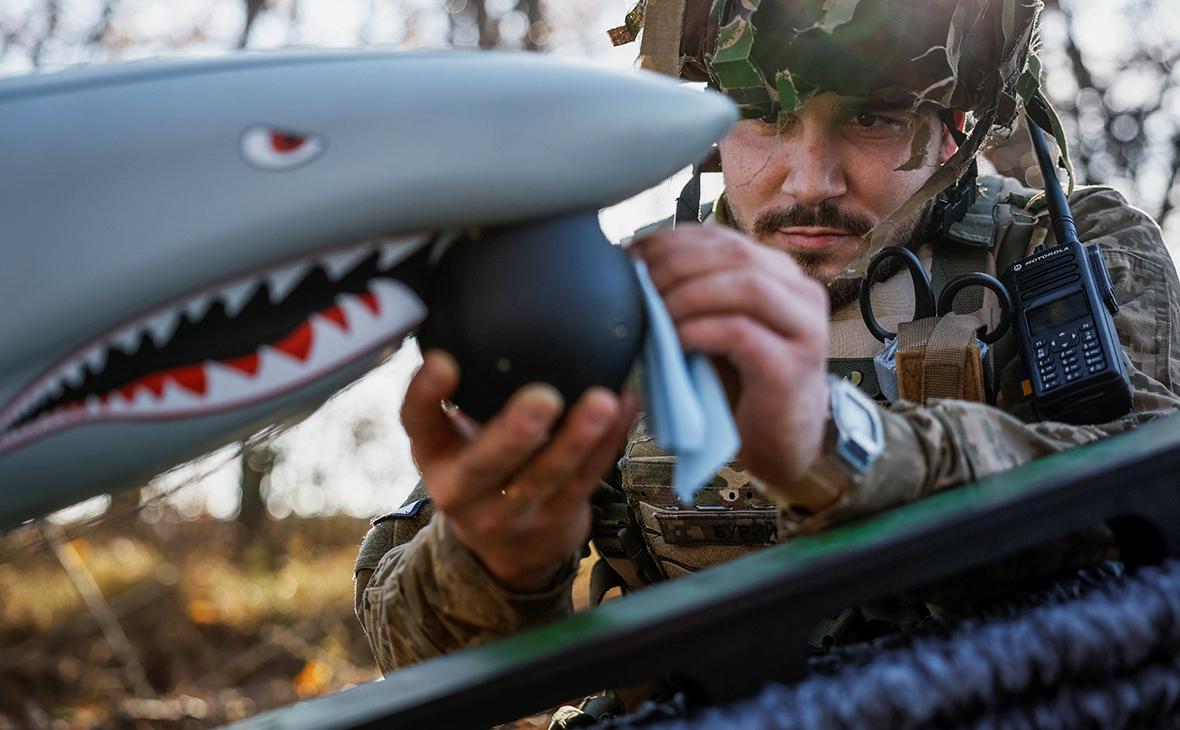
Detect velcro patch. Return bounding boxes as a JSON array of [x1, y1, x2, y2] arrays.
[[372, 497, 429, 524], [656, 510, 778, 546]]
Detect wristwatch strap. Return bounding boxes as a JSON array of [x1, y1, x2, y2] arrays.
[[753, 375, 885, 512]]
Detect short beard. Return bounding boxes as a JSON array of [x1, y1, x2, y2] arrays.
[[726, 198, 927, 312]]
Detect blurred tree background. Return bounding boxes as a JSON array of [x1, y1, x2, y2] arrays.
[[987, 0, 1180, 251], [1, 0, 1177, 728]]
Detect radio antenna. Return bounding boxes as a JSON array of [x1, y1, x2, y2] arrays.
[[1027, 119, 1080, 246]]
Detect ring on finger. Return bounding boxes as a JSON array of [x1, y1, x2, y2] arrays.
[[499, 484, 526, 499]]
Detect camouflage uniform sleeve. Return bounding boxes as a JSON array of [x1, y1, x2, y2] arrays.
[[356, 485, 579, 673], [792, 186, 1180, 532]]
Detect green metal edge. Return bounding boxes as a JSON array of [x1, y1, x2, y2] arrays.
[[233, 413, 1180, 729]]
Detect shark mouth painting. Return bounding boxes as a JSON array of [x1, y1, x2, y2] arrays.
[[0, 49, 739, 526], [0, 234, 432, 454]]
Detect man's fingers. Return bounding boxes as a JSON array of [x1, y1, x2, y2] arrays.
[[552, 390, 640, 510], [661, 269, 827, 341], [633, 227, 748, 291], [677, 314, 826, 378], [401, 350, 464, 466], [513, 388, 619, 499], [634, 226, 805, 292], [676, 314, 782, 368], [456, 383, 564, 494]]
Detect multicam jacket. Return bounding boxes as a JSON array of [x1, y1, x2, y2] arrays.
[[355, 181, 1180, 673]]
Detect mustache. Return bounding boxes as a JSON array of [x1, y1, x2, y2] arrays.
[[752, 202, 875, 239]]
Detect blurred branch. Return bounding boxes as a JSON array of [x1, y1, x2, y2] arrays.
[[239, 0, 268, 49], [0, 20, 13, 61], [239, 441, 274, 529], [474, 0, 497, 49], [41, 521, 154, 699], [195, 637, 290, 687], [287, 0, 302, 44], [1044, 1, 1096, 182], [1052, 0, 1098, 93], [357, 0, 376, 44], [444, 0, 546, 50], [29, 0, 60, 68], [0, 570, 170, 662], [517, 0, 543, 51], [86, 0, 118, 46], [1163, 134, 1180, 222]]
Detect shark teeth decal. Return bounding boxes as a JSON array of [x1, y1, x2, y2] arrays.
[[0, 235, 431, 454]]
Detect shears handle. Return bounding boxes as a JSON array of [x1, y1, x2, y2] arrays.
[[936, 273, 1013, 344], [860, 247, 936, 343]]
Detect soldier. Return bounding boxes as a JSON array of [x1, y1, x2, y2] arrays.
[[355, 0, 1180, 679]]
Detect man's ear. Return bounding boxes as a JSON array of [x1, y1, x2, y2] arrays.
[[937, 111, 966, 165], [938, 128, 958, 165]]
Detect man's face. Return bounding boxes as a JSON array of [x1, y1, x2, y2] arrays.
[[719, 92, 956, 289]]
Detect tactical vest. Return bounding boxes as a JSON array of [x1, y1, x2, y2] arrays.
[[591, 175, 1051, 603]]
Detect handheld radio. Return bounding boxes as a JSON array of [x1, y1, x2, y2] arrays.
[[1001, 121, 1132, 424]]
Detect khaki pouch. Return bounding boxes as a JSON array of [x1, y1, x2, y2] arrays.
[[896, 313, 988, 404]]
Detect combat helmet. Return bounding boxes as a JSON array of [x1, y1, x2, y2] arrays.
[[611, 0, 1071, 282]]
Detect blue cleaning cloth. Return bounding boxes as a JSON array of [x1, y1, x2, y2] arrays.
[[633, 262, 741, 503]]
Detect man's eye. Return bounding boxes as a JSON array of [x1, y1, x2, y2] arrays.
[[745, 117, 788, 136], [853, 112, 892, 128], [846, 112, 910, 138]]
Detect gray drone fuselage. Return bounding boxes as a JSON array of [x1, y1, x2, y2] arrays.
[[0, 50, 735, 528]]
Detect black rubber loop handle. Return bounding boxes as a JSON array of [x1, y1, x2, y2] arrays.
[[935, 272, 1013, 345], [859, 246, 936, 343]]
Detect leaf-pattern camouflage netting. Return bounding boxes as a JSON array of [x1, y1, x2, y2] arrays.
[[611, 0, 1073, 282]]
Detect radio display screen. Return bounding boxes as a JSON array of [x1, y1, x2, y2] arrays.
[[1028, 292, 1090, 335]]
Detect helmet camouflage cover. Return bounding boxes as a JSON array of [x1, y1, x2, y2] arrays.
[[611, 0, 1066, 281]]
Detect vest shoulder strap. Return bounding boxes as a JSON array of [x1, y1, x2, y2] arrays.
[[930, 175, 1003, 312], [942, 174, 1005, 247], [995, 178, 1052, 274], [931, 174, 1048, 313]]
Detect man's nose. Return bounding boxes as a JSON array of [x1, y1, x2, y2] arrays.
[[777, 129, 848, 208]]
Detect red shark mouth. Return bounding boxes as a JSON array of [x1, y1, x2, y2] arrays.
[[0, 233, 433, 454]]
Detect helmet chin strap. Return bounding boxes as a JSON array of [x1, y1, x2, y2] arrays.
[[674, 146, 720, 226], [927, 109, 979, 239], [941, 109, 969, 146], [676, 163, 703, 226]]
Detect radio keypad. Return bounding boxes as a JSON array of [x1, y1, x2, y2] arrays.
[[1084, 332, 1105, 372], [1049, 331, 1080, 351], [1037, 324, 1103, 390]]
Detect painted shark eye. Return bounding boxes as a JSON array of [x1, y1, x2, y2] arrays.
[[270, 131, 306, 151], [240, 125, 325, 171]]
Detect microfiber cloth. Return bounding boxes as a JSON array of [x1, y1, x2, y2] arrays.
[[634, 261, 741, 503]]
